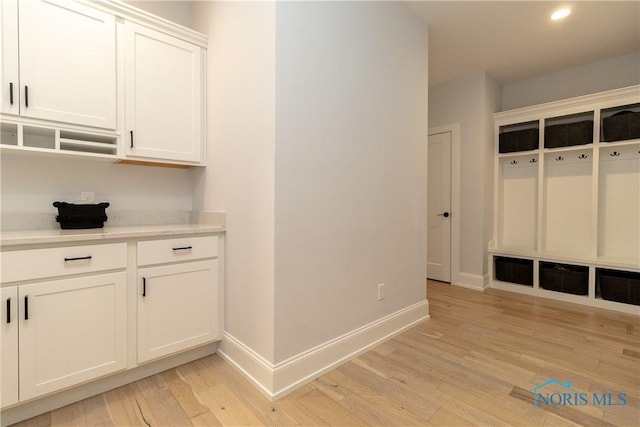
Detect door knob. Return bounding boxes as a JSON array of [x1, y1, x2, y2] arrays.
[[437, 212, 450, 218]]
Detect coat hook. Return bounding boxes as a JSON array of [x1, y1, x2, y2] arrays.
[[610, 151, 621, 157], [556, 156, 564, 161], [529, 158, 537, 163], [578, 153, 588, 159], [510, 160, 518, 165]]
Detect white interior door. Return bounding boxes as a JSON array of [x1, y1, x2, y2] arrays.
[[427, 131, 452, 282]]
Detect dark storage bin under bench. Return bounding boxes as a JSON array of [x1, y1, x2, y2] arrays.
[[539, 262, 589, 296], [494, 256, 533, 287], [597, 268, 640, 306]]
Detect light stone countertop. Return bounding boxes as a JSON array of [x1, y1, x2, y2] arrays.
[[1, 223, 225, 247]]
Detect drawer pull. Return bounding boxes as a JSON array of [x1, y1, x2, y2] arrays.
[[64, 255, 92, 262], [172, 246, 193, 251], [142, 277, 147, 297], [6, 298, 11, 324], [24, 296, 29, 320]]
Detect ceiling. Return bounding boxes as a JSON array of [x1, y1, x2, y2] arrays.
[[406, 1, 640, 86]]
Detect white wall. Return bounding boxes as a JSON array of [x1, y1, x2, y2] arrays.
[[273, 1, 428, 362], [192, 0, 427, 369], [191, 1, 276, 362], [125, 1, 193, 29], [0, 154, 193, 228], [428, 72, 501, 286], [503, 52, 640, 110]]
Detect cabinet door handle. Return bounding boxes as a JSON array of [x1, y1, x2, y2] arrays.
[[24, 296, 29, 320], [6, 298, 11, 324], [130, 130, 134, 149], [64, 255, 92, 262], [142, 277, 146, 297], [24, 85, 28, 108], [172, 246, 193, 251], [9, 82, 13, 105]]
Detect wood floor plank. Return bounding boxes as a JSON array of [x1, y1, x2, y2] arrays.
[[80, 394, 114, 427], [134, 374, 192, 426], [162, 369, 210, 419], [103, 383, 149, 427], [196, 383, 264, 426], [289, 389, 369, 426]]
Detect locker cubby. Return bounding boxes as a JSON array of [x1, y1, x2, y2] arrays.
[[542, 151, 592, 257], [597, 143, 640, 263], [497, 154, 538, 250]]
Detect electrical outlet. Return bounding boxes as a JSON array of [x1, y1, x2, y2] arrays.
[[80, 192, 94, 202], [377, 283, 385, 301]]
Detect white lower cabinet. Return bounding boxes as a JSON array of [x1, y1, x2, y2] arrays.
[[1, 286, 19, 408], [0, 231, 222, 418], [1, 272, 127, 407], [138, 259, 219, 363], [19, 272, 127, 401]]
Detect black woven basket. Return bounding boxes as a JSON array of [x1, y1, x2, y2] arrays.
[[53, 201, 110, 229]]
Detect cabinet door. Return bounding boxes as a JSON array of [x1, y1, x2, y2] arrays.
[[125, 22, 203, 163], [19, 272, 127, 400], [138, 260, 219, 363], [1, 287, 19, 408], [18, 0, 116, 129], [0, 0, 19, 115]]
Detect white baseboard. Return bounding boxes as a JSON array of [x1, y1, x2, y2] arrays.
[[452, 272, 489, 291], [218, 299, 430, 400]]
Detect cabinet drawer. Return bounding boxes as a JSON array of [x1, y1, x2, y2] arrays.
[[1, 243, 126, 283], [137, 235, 218, 266]]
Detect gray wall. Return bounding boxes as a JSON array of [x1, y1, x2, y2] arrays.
[[502, 52, 640, 110]]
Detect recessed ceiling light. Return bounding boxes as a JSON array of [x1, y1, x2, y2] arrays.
[[551, 8, 571, 21]]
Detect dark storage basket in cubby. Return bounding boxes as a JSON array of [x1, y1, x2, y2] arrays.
[[494, 256, 533, 286], [499, 128, 539, 153], [539, 262, 588, 295], [602, 111, 640, 142], [544, 121, 593, 148], [597, 268, 640, 306]]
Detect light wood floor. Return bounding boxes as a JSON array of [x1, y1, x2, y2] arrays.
[[10, 281, 640, 426]]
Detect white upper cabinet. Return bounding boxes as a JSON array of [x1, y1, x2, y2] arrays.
[[125, 22, 203, 164], [15, 0, 117, 129]]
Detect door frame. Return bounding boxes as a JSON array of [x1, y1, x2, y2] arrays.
[[427, 123, 460, 286]]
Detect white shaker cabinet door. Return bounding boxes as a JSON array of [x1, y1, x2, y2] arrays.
[[137, 260, 219, 363], [125, 22, 203, 163], [18, 0, 116, 129], [1, 286, 19, 408], [0, 0, 19, 115], [18, 272, 127, 401]]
